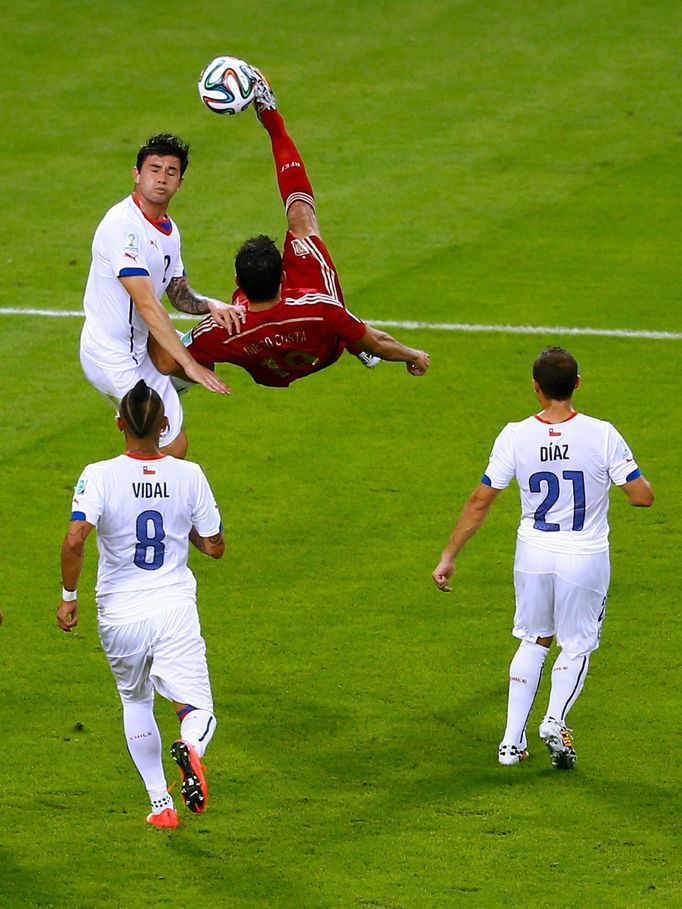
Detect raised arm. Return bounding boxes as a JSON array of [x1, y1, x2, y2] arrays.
[[354, 325, 430, 376], [432, 484, 502, 592], [119, 274, 229, 395]]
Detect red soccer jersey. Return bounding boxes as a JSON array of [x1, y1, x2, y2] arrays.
[[185, 232, 367, 387]]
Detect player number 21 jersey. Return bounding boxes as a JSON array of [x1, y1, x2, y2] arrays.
[[483, 412, 641, 553]]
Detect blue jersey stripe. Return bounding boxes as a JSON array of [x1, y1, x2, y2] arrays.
[[625, 468, 641, 483], [71, 510, 86, 521], [119, 267, 150, 277], [481, 474, 492, 486]]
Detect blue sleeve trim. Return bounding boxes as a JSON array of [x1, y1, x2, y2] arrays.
[[481, 474, 492, 486], [625, 468, 641, 483], [71, 511, 87, 521], [118, 267, 150, 277]]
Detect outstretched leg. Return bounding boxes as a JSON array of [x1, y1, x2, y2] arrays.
[[253, 75, 317, 234], [252, 70, 379, 369]]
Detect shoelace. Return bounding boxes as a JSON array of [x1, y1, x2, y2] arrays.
[[559, 726, 574, 748]]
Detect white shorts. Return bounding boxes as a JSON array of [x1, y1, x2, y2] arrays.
[[98, 600, 213, 710], [80, 348, 183, 446], [512, 540, 610, 659]]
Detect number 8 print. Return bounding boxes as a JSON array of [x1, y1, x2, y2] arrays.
[[133, 510, 166, 570]]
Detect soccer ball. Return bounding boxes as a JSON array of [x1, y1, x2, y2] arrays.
[[197, 56, 256, 115]]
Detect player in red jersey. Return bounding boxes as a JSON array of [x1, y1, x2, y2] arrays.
[[149, 73, 430, 388]]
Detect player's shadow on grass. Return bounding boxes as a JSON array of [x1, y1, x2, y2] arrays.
[[296, 685, 540, 791], [160, 832, 312, 905], [311, 682, 679, 843], [575, 773, 679, 838], [0, 846, 71, 908], [218, 673, 680, 848]]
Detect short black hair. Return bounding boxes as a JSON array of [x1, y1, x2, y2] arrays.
[[533, 346, 579, 400], [235, 235, 283, 302], [120, 380, 165, 438], [136, 133, 190, 175]]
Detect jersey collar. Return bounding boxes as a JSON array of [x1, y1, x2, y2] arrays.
[[131, 193, 173, 236], [533, 412, 580, 425], [124, 452, 167, 460]]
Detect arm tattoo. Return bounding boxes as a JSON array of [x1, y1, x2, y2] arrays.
[[166, 276, 210, 315]]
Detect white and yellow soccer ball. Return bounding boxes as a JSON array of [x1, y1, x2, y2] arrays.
[[197, 56, 256, 115]]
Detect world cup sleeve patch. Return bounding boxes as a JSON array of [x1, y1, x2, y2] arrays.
[[75, 478, 87, 494], [123, 232, 140, 256]]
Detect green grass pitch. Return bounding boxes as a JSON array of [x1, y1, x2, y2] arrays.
[[1, 1, 680, 906]]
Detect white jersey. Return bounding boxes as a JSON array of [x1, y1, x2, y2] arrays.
[[483, 412, 640, 554], [71, 452, 221, 622], [80, 195, 185, 368]]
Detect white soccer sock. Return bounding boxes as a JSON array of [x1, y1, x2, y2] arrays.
[[148, 788, 174, 815], [545, 651, 590, 723], [501, 641, 549, 746], [122, 700, 169, 807], [180, 709, 217, 758]]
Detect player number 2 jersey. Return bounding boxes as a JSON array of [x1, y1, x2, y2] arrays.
[[80, 195, 185, 368], [483, 413, 641, 553], [70, 453, 221, 622]]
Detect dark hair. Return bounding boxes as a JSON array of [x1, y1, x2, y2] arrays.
[[533, 346, 579, 400], [235, 235, 283, 302], [136, 133, 190, 175], [120, 380, 165, 438]]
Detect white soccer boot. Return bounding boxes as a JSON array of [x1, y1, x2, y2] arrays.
[[539, 716, 577, 769], [498, 738, 529, 765], [252, 67, 277, 118], [356, 351, 381, 369]]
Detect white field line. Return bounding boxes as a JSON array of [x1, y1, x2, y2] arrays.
[[0, 307, 680, 340]]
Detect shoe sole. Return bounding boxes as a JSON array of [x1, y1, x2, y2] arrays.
[[540, 732, 576, 770], [171, 740, 208, 813]]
